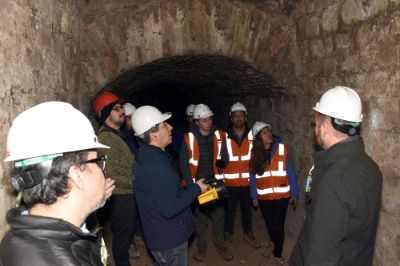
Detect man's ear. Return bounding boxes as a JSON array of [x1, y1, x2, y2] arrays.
[[68, 165, 85, 191], [321, 117, 331, 138]]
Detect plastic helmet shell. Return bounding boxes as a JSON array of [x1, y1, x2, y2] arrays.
[[185, 104, 195, 116], [230, 102, 247, 115], [132, 105, 172, 136], [313, 86, 363, 122], [93, 91, 123, 116], [123, 103, 137, 116], [252, 121, 272, 137], [5, 101, 109, 162], [193, 104, 214, 119]]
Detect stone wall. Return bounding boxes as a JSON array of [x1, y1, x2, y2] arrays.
[[0, 0, 80, 236], [79, 0, 298, 113], [0, 0, 398, 264], [291, 0, 400, 264]]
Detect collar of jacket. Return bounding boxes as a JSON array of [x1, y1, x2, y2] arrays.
[[268, 135, 282, 158], [99, 124, 131, 146], [137, 143, 171, 160], [226, 125, 250, 144], [313, 136, 364, 168], [191, 124, 218, 138], [6, 206, 97, 241], [99, 124, 120, 135]]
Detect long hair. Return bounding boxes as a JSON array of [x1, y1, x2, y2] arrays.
[[249, 132, 270, 176]]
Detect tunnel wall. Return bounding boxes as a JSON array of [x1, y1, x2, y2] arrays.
[[292, 1, 400, 265], [0, 0, 397, 264], [0, 1, 81, 236]]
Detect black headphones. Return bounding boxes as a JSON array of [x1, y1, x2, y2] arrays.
[[11, 162, 52, 192], [331, 117, 360, 136]]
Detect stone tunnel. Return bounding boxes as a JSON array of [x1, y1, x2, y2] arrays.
[[0, 0, 399, 265]]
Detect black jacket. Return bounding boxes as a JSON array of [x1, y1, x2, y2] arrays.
[[290, 137, 382, 266], [179, 124, 229, 184], [0, 206, 103, 266]]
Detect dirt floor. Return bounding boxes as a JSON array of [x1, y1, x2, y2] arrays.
[[105, 206, 296, 266]]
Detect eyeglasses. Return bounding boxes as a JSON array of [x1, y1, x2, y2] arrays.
[[112, 105, 123, 112], [80, 155, 107, 171]]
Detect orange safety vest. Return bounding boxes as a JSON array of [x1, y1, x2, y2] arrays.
[[223, 131, 253, 187], [184, 130, 226, 182], [255, 143, 291, 200]]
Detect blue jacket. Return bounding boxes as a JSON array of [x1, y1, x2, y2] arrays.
[[121, 128, 139, 157], [250, 136, 299, 199], [134, 144, 201, 251]]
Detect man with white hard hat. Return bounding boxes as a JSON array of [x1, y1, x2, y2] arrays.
[[290, 86, 382, 266], [122, 102, 139, 157], [132, 106, 208, 266], [0, 101, 115, 265], [185, 103, 195, 124], [179, 103, 233, 262], [223, 102, 261, 249]]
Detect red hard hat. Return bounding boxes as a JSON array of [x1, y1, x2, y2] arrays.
[[93, 91, 123, 115]]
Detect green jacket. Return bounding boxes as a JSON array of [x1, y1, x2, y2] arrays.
[[98, 125, 135, 195]]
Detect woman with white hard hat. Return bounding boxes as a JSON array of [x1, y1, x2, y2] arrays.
[[249, 122, 299, 264]]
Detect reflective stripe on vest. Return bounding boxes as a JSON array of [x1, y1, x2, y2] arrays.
[[215, 130, 222, 160], [226, 131, 253, 161], [255, 143, 290, 200], [188, 133, 198, 166], [257, 185, 291, 195], [223, 131, 252, 186], [186, 130, 224, 181]]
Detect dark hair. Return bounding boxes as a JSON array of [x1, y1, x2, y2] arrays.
[[140, 124, 160, 144], [249, 132, 270, 176], [22, 151, 89, 206]]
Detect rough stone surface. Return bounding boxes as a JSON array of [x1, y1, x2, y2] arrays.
[[293, 1, 400, 264], [0, 1, 80, 236], [0, 0, 398, 264]]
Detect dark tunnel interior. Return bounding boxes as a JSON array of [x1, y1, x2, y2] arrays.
[[99, 55, 286, 130]]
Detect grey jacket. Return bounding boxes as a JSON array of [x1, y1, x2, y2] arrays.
[[290, 137, 382, 266]]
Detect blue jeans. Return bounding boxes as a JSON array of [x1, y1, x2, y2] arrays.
[[151, 242, 188, 266]]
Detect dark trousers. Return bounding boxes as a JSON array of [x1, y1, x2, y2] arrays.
[[151, 241, 188, 266], [110, 194, 138, 266], [195, 201, 225, 250], [224, 186, 252, 234], [259, 198, 289, 258]]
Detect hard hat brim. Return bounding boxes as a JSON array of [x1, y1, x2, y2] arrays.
[[134, 112, 172, 136]]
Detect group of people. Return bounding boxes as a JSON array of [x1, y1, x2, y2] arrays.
[[0, 86, 382, 266]]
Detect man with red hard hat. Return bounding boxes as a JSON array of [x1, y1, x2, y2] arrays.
[[93, 91, 137, 266]]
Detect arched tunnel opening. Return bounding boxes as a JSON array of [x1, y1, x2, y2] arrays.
[[99, 54, 286, 132], [0, 0, 398, 265]]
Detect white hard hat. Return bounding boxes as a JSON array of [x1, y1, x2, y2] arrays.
[[185, 104, 195, 116], [132, 105, 172, 136], [230, 102, 247, 115], [252, 121, 271, 137], [123, 103, 137, 116], [313, 86, 363, 122], [193, 104, 214, 119], [5, 101, 109, 162]]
